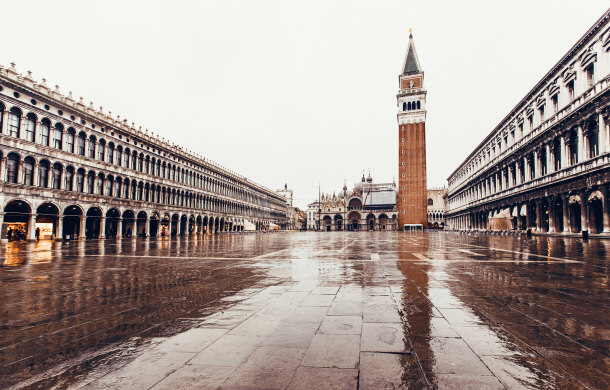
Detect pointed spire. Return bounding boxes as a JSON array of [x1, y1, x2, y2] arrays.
[[402, 29, 422, 74]]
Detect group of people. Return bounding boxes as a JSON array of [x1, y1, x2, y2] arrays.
[[6, 226, 40, 241]]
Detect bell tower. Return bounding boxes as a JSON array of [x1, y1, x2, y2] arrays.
[[397, 30, 427, 229]]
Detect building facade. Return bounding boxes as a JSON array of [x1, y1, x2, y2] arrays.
[[427, 187, 447, 228], [276, 184, 294, 230], [447, 11, 610, 235], [397, 31, 428, 229], [0, 63, 287, 241], [311, 174, 398, 231]]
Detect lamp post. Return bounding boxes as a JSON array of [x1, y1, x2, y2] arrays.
[[318, 183, 321, 231]]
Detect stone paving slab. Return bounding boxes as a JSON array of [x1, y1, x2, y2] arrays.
[[4, 232, 609, 389]]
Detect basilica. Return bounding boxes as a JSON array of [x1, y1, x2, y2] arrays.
[[307, 174, 399, 231]]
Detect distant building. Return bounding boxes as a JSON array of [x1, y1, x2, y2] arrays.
[[427, 187, 447, 228], [276, 183, 294, 230], [294, 207, 306, 230], [306, 201, 320, 230], [311, 173, 398, 231]]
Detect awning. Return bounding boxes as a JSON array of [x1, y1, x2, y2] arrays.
[[244, 220, 256, 231]]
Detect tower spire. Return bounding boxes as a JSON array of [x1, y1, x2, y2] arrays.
[[402, 30, 421, 74]]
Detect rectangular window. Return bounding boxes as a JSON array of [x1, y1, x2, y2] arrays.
[[586, 64, 594, 89], [567, 80, 574, 100], [25, 120, 35, 142], [539, 105, 545, 122], [551, 94, 558, 113], [528, 115, 534, 131]]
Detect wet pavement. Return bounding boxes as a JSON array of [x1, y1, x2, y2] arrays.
[[1, 232, 608, 389]]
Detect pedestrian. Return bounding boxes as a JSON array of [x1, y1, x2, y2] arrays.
[[35, 227, 40, 241], [7, 227, 13, 241]]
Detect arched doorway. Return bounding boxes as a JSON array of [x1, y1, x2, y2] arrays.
[[137, 211, 148, 237], [378, 214, 388, 230], [568, 195, 582, 233], [588, 191, 604, 234], [202, 216, 209, 234], [552, 198, 563, 233], [3, 200, 31, 240], [322, 216, 332, 231], [122, 210, 135, 238], [161, 214, 170, 237], [86, 207, 103, 239], [347, 211, 360, 231], [171, 214, 179, 237], [105, 208, 120, 238], [334, 215, 343, 231], [63, 205, 82, 239], [215, 217, 220, 233], [150, 213, 159, 237], [196, 216, 202, 235], [188, 215, 195, 235], [366, 214, 375, 231], [36, 202, 59, 240], [180, 215, 188, 236]]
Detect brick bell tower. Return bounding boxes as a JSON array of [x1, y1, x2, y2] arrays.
[[397, 30, 427, 229]]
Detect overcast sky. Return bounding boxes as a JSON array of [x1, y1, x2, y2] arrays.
[[2, 1, 608, 209]]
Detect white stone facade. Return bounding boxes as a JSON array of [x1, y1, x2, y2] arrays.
[[447, 11, 610, 235], [0, 63, 287, 240], [427, 187, 447, 227]]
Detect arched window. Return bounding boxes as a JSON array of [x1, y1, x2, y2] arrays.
[[87, 171, 95, 194], [76, 132, 86, 155], [138, 154, 143, 172], [115, 146, 122, 166], [568, 130, 578, 165], [64, 166, 74, 191], [427, 198, 433, 206], [24, 114, 36, 142], [6, 153, 19, 183], [40, 119, 50, 146], [417, 101, 421, 109], [0, 103, 4, 133], [407, 102, 411, 110], [75, 169, 85, 192], [124, 148, 130, 167], [98, 140, 106, 161], [8, 108, 21, 138], [23, 157, 34, 185], [87, 136, 96, 159], [64, 128, 74, 153], [97, 173, 104, 195], [52, 163, 62, 189], [402, 102, 407, 111], [131, 151, 137, 170], [38, 160, 50, 188], [52, 123, 63, 149], [105, 175, 113, 196], [107, 142, 114, 163]]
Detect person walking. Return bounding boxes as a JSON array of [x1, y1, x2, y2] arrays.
[[35, 227, 40, 241]]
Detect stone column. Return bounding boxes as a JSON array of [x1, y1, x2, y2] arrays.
[[577, 126, 585, 163], [545, 144, 552, 174], [0, 111, 8, 135], [548, 198, 555, 233], [562, 196, 570, 233], [31, 161, 38, 186], [99, 216, 106, 239], [533, 150, 539, 179], [560, 134, 568, 168], [523, 156, 528, 182], [580, 193, 589, 232], [144, 216, 150, 238], [0, 156, 6, 181], [27, 213, 36, 241], [79, 216, 86, 239], [599, 112, 608, 154], [56, 217, 63, 240], [535, 200, 542, 231], [117, 218, 123, 238], [17, 159, 24, 185]]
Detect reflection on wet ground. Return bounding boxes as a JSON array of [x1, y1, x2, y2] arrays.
[[0, 232, 608, 389]]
